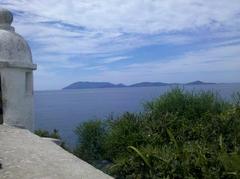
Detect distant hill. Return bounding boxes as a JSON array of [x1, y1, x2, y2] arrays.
[[129, 82, 169, 87], [186, 81, 216, 85], [63, 82, 126, 89], [63, 81, 216, 89]]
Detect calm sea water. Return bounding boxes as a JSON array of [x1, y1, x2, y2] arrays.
[[35, 84, 240, 148]]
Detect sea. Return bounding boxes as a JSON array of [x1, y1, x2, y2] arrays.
[[35, 84, 240, 148]]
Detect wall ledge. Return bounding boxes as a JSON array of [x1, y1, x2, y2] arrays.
[[0, 125, 112, 179]]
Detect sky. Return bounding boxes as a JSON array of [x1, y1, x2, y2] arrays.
[[1, 0, 240, 90]]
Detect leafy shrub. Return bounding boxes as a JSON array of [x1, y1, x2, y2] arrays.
[[74, 88, 240, 178], [74, 120, 107, 164], [104, 112, 146, 160], [145, 88, 229, 120], [35, 129, 68, 150], [35, 129, 60, 139]]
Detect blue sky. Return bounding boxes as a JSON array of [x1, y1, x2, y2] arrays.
[[1, 0, 240, 90]]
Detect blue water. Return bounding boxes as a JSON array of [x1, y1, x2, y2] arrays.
[[35, 84, 240, 148]]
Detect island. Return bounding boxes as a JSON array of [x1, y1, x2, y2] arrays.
[[185, 80, 216, 85], [63, 81, 216, 89]]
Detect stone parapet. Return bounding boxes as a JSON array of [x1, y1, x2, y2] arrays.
[[0, 125, 113, 179]]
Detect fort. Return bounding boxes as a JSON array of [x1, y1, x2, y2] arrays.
[[0, 8, 112, 179]]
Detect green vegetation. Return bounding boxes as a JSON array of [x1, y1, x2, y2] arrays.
[[34, 129, 67, 150], [74, 88, 240, 178], [35, 129, 61, 139], [74, 120, 107, 163]]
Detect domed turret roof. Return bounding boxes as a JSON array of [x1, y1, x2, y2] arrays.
[[0, 8, 32, 65]]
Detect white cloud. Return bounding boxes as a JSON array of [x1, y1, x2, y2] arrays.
[[102, 56, 130, 64], [3, 0, 240, 33], [89, 44, 240, 83], [2, 0, 240, 53], [2, 0, 239, 58], [1, 0, 240, 89]]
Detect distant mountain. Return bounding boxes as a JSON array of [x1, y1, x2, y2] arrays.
[[63, 82, 126, 89], [186, 81, 216, 85], [63, 81, 216, 89], [130, 82, 169, 87]]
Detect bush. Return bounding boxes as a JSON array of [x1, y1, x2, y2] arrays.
[[145, 88, 229, 120], [35, 129, 60, 139], [74, 88, 240, 178], [74, 120, 107, 164], [34, 129, 68, 150], [104, 112, 146, 160]]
